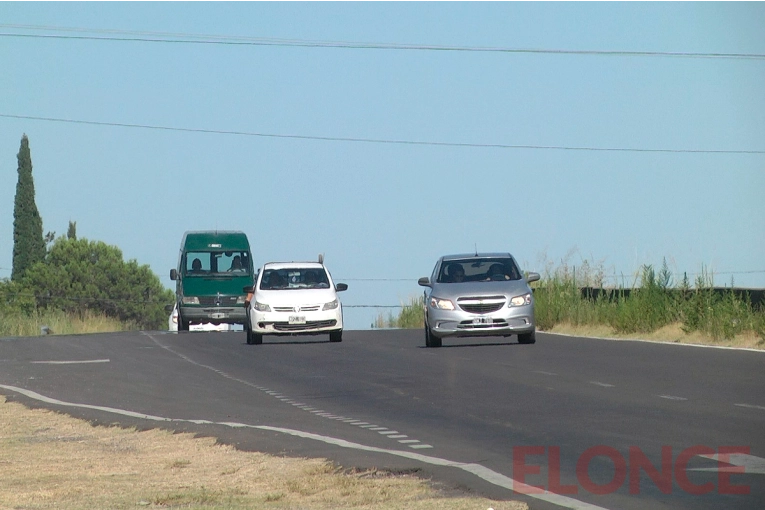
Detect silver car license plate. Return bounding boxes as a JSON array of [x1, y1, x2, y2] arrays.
[[472, 317, 492, 325], [289, 315, 306, 325]]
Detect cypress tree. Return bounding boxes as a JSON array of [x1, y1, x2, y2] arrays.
[[67, 220, 77, 240], [12, 135, 46, 281]]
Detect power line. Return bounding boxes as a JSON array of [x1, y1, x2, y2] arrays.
[[1, 25, 764, 60], [2, 114, 763, 155]]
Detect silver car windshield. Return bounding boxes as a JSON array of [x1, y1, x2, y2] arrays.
[[437, 258, 522, 283], [260, 268, 330, 290]]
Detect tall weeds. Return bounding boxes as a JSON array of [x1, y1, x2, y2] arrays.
[[374, 295, 425, 329], [534, 258, 764, 343]]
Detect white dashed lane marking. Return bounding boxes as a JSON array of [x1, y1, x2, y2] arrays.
[[589, 381, 615, 388], [31, 359, 110, 364], [735, 403, 765, 411], [139, 333, 436, 451], [658, 395, 688, 401]]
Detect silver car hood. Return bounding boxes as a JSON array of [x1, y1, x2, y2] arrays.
[[430, 280, 531, 299]]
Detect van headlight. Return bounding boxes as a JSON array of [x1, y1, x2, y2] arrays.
[[181, 296, 199, 305], [509, 293, 532, 307], [323, 299, 339, 310], [236, 295, 247, 304]]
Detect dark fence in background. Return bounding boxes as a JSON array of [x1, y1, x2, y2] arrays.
[[575, 287, 765, 309]]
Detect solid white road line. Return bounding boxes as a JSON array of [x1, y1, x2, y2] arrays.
[[692, 453, 765, 475], [0, 384, 611, 510]]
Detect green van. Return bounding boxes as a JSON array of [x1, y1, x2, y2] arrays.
[[169, 230, 254, 331]]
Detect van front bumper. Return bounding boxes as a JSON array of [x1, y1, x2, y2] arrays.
[[180, 306, 247, 325]]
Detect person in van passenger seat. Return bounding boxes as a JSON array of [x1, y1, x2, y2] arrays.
[[228, 255, 244, 272]]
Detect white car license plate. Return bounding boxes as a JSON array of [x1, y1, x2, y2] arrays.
[[210, 312, 228, 320], [473, 317, 492, 325], [289, 315, 306, 325]]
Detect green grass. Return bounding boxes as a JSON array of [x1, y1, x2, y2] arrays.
[[374, 295, 425, 329]]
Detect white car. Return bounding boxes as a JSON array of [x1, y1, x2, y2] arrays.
[[168, 303, 236, 332], [244, 260, 347, 344]]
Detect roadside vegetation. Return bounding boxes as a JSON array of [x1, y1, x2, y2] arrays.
[[0, 235, 174, 335], [0, 396, 526, 510], [375, 258, 765, 349], [3, 134, 173, 335]]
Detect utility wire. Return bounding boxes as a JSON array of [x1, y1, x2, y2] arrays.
[[2, 114, 763, 154], [1, 25, 764, 60]]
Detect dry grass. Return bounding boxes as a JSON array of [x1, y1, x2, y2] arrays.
[[0, 309, 128, 338], [0, 397, 526, 510], [547, 322, 764, 350]]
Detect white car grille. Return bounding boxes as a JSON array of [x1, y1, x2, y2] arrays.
[[273, 305, 321, 313]]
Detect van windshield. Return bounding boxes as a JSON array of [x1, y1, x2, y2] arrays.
[[184, 251, 250, 277]]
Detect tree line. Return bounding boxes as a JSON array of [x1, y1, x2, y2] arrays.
[[1, 134, 173, 330]]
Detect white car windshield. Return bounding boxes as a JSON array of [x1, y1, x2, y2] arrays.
[[260, 268, 330, 290]]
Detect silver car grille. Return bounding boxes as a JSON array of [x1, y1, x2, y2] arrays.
[[457, 295, 506, 314], [457, 318, 527, 330]]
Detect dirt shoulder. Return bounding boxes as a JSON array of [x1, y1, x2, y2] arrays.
[[0, 396, 526, 510], [544, 322, 765, 350]]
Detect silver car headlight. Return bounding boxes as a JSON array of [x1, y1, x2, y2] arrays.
[[509, 293, 532, 307], [323, 299, 339, 311], [253, 301, 271, 312], [430, 297, 455, 310], [181, 296, 199, 305]]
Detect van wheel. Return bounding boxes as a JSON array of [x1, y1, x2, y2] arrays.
[[329, 330, 342, 342], [179, 316, 189, 331]]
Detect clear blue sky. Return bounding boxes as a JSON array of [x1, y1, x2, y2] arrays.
[[2, 3, 764, 330]]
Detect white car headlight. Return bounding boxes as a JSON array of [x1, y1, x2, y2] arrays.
[[181, 296, 199, 305], [430, 297, 455, 310], [323, 299, 339, 311], [253, 301, 271, 312], [509, 293, 532, 307]]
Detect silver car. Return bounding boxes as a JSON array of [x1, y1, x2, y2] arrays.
[[418, 253, 540, 347]]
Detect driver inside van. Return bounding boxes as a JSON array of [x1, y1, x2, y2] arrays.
[[190, 258, 203, 273]]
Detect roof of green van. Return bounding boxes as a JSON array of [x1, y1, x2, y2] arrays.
[[181, 231, 250, 251]]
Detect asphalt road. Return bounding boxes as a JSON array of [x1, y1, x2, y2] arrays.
[[1, 329, 763, 510]]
